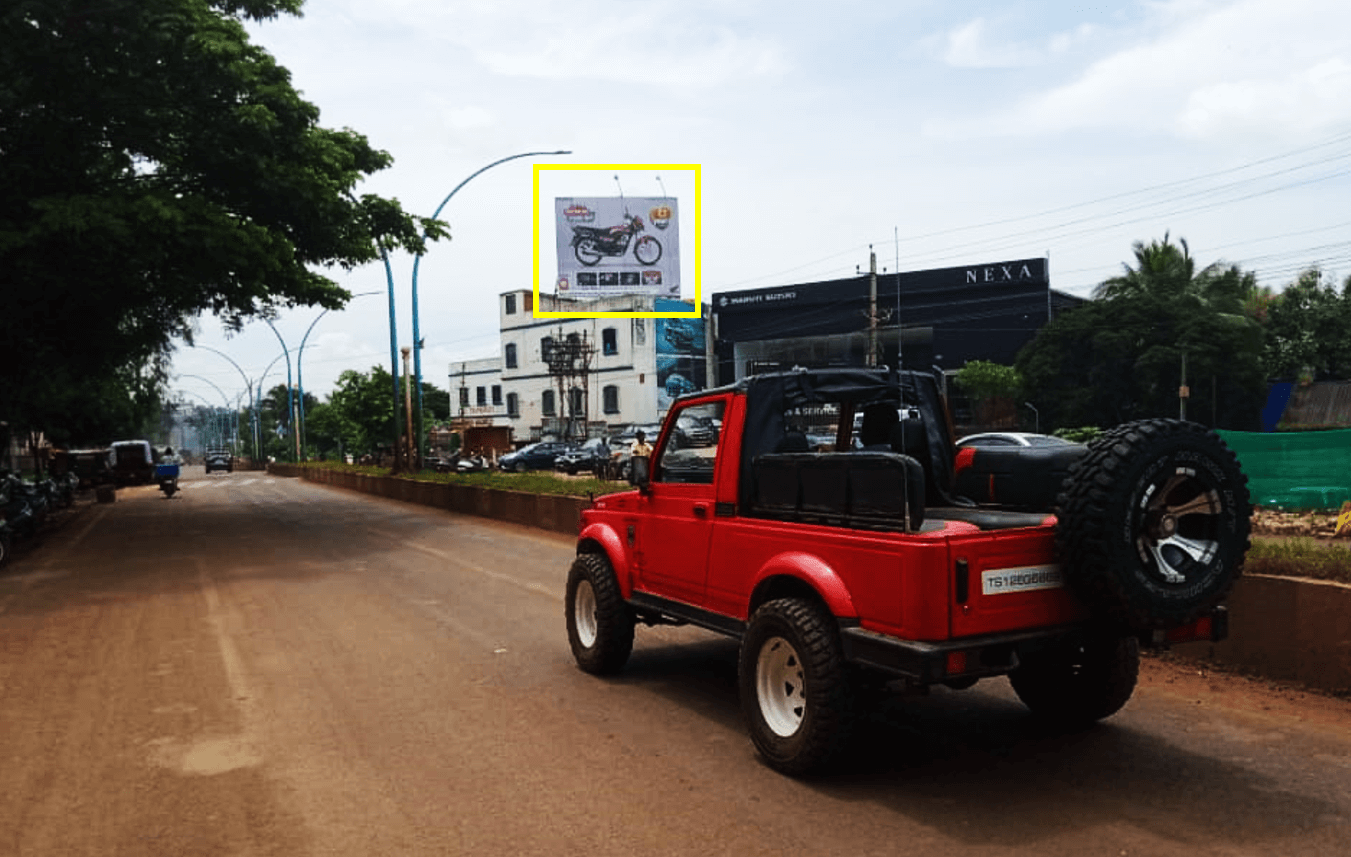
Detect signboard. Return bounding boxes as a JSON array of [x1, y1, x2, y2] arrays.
[[655, 300, 706, 411], [555, 197, 680, 298]]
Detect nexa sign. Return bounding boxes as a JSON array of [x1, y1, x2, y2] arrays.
[[965, 261, 1040, 285]]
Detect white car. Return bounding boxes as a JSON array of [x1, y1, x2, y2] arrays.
[[955, 432, 1076, 449]]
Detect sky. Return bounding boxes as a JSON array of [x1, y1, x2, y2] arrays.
[[170, 0, 1351, 409]]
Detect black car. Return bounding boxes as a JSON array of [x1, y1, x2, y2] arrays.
[[204, 449, 234, 473], [498, 441, 575, 473], [554, 438, 610, 475]]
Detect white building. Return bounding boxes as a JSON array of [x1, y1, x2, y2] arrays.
[[447, 290, 708, 444], [448, 357, 508, 427]]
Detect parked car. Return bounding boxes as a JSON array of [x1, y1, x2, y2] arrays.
[[498, 441, 575, 473], [110, 440, 156, 485], [204, 449, 234, 473], [555, 438, 611, 475], [675, 414, 717, 447], [956, 432, 1076, 448]]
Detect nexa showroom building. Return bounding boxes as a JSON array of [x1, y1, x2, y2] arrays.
[[710, 257, 1084, 384]]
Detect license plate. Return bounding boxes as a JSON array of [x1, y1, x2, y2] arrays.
[[981, 564, 1063, 595]]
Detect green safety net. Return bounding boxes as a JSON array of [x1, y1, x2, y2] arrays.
[[1217, 429, 1351, 511]]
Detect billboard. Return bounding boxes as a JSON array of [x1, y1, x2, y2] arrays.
[[654, 299, 706, 411], [554, 196, 680, 298]]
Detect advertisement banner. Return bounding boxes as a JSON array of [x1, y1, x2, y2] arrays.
[[555, 197, 680, 298], [655, 302, 706, 411]]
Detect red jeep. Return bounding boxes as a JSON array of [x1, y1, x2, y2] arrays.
[[564, 369, 1250, 774]]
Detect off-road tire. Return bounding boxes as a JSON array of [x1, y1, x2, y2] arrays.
[[1056, 419, 1250, 630], [565, 553, 635, 675], [738, 598, 855, 776], [1009, 634, 1140, 725]]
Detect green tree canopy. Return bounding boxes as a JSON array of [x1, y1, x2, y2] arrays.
[[1018, 235, 1266, 431], [0, 0, 445, 445], [1256, 269, 1351, 381]]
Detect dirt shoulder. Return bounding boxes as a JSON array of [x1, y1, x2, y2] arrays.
[[1142, 650, 1351, 732]]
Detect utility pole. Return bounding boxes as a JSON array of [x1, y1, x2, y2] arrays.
[[867, 246, 878, 367], [1179, 352, 1190, 420], [402, 347, 416, 469]]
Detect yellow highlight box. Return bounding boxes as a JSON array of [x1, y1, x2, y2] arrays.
[[533, 163, 701, 319]]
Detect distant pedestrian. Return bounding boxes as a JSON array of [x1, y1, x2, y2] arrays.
[[630, 430, 654, 460]]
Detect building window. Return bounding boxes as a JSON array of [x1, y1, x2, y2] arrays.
[[459, 387, 469, 408], [476, 386, 487, 406], [634, 318, 646, 345], [506, 392, 519, 417], [603, 385, 619, 414], [602, 327, 618, 356], [505, 294, 517, 314], [569, 387, 584, 414], [492, 384, 502, 406], [541, 336, 554, 362], [524, 292, 533, 312], [542, 389, 556, 416], [505, 343, 517, 369]]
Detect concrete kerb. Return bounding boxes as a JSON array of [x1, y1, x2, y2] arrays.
[[269, 464, 588, 536], [266, 464, 1350, 695]]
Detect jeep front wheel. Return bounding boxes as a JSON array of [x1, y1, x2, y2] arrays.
[[738, 598, 854, 775], [565, 553, 634, 675]]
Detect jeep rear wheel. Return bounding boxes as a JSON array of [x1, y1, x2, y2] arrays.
[[1010, 634, 1139, 725], [1057, 419, 1250, 630], [739, 598, 854, 775], [565, 553, 634, 675]]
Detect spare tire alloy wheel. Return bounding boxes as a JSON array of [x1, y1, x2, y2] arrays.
[[1057, 419, 1251, 630], [738, 598, 854, 776]]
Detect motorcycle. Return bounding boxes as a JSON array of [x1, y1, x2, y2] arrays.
[[0, 472, 44, 540], [570, 214, 662, 267], [457, 453, 490, 474], [156, 461, 180, 498], [0, 481, 11, 569]]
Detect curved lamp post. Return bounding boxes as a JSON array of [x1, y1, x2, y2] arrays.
[[178, 374, 241, 449], [294, 291, 381, 461], [175, 388, 228, 449], [190, 344, 260, 461], [410, 149, 571, 464]]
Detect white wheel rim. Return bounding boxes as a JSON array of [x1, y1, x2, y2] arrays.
[[574, 579, 598, 648], [756, 635, 806, 737]]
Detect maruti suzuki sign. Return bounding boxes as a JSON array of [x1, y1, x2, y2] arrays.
[[554, 196, 681, 298]]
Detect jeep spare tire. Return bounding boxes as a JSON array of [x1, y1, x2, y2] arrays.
[[1056, 419, 1251, 630]]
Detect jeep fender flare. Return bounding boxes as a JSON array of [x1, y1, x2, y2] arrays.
[[748, 552, 858, 620], [576, 522, 632, 598]]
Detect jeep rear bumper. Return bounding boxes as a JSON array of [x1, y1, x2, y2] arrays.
[[839, 607, 1228, 685]]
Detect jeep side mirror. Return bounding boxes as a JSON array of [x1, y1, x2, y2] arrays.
[[629, 455, 651, 492]]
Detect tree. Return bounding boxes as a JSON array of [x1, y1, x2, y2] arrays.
[[324, 367, 398, 458], [1018, 236, 1266, 431], [0, 1, 445, 446], [1258, 269, 1351, 380], [954, 360, 1022, 428]]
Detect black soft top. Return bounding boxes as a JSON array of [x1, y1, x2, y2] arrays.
[[711, 367, 956, 510]]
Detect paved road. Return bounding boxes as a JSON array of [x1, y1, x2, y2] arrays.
[[2, 468, 1350, 856]]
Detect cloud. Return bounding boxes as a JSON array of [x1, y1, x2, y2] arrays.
[[327, 0, 787, 88], [941, 16, 1097, 69], [926, 0, 1351, 141]]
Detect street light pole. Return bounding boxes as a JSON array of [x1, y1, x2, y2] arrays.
[[263, 319, 297, 462], [295, 291, 381, 462], [190, 345, 258, 462], [410, 149, 571, 466]]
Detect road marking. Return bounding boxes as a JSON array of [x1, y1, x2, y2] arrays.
[[363, 527, 561, 602]]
